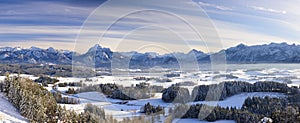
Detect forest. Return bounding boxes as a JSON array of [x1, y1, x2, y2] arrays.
[[162, 81, 299, 102], [78, 83, 164, 100], [161, 81, 300, 123], [0, 75, 123, 122]]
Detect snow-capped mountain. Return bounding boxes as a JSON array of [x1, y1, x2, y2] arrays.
[[224, 42, 300, 63], [0, 42, 299, 68], [75, 44, 113, 67], [0, 47, 73, 64]]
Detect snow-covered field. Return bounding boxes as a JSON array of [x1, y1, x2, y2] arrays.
[[58, 91, 286, 121], [0, 74, 38, 82], [191, 92, 286, 109], [56, 66, 300, 89], [0, 64, 299, 122], [53, 66, 297, 122]]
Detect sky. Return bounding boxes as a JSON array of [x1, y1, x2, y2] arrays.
[[1, 0, 300, 54]]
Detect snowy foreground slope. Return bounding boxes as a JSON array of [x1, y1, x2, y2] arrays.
[[0, 93, 28, 123]]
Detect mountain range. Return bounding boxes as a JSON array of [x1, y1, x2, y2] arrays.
[[0, 42, 299, 68]]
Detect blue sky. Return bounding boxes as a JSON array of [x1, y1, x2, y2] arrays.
[[1, 0, 299, 54]]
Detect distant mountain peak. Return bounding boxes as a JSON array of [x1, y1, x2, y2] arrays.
[[236, 43, 247, 48], [93, 44, 102, 48], [30, 46, 42, 51], [47, 47, 56, 53], [87, 44, 103, 53], [188, 49, 204, 54]]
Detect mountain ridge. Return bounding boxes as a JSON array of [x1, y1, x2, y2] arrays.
[[0, 42, 299, 68]]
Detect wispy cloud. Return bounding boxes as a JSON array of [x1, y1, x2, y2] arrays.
[[198, 2, 233, 11], [250, 6, 287, 14], [1, 0, 300, 54]]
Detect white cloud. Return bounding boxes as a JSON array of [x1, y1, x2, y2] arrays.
[[0, 25, 79, 35], [250, 6, 287, 14], [198, 2, 233, 11], [2, 0, 300, 54]]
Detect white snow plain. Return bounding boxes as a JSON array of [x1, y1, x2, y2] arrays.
[[0, 65, 299, 122]]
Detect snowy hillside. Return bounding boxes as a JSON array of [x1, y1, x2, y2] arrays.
[[0, 93, 28, 123]]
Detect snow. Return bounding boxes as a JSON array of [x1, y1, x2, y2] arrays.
[[54, 66, 297, 122], [0, 93, 28, 123], [0, 53, 9, 59], [102, 104, 142, 120], [56, 77, 84, 83], [70, 92, 286, 121], [59, 91, 123, 118], [0, 89, 278, 123], [172, 119, 235, 123], [127, 98, 169, 107], [105, 92, 286, 117], [91, 66, 300, 89], [0, 74, 39, 82], [59, 92, 163, 120], [191, 92, 286, 109], [56, 86, 80, 93], [74, 92, 111, 103], [1, 64, 297, 122]]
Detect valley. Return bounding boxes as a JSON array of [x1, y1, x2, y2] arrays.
[[1, 64, 300, 122]]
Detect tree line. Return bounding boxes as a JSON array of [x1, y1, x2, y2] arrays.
[[162, 81, 299, 103], [77, 83, 164, 100], [171, 103, 262, 123]]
